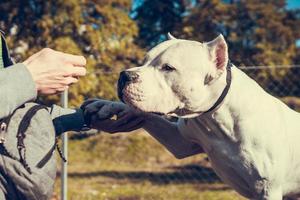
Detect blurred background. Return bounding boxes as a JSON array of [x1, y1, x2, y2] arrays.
[[1, 0, 300, 199]]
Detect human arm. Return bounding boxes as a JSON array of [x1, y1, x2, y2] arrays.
[[0, 47, 86, 119], [0, 63, 86, 135], [82, 99, 204, 159], [0, 63, 37, 119], [0, 41, 87, 136]]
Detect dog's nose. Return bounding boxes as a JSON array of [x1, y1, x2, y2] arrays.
[[118, 71, 139, 102], [119, 71, 139, 83]]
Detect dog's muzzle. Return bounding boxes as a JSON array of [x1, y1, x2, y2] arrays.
[[117, 71, 139, 102]]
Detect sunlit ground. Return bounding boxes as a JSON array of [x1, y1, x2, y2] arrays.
[[53, 131, 245, 200]]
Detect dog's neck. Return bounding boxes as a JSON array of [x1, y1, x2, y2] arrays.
[[171, 63, 233, 118], [204, 62, 233, 114], [203, 65, 268, 141]]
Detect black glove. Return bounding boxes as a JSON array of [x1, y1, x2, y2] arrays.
[[80, 99, 145, 133]]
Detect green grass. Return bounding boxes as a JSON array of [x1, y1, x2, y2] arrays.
[[53, 130, 245, 200]]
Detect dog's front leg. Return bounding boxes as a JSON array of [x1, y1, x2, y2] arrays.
[[143, 114, 204, 159], [254, 180, 282, 200], [260, 190, 282, 200]]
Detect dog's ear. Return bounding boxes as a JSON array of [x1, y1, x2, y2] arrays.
[[167, 32, 177, 40], [206, 34, 228, 71]]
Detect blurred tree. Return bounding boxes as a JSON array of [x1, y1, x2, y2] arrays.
[[227, 0, 297, 67], [135, 0, 300, 67], [132, 0, 189, 48], [179, 0, 300, 84], [0, 0, 145, 107]]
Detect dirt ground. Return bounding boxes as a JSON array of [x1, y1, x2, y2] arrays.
[[53, 130, 245, 200]]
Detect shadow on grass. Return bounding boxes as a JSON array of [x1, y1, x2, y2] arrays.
[[67, 164, 226, 187]]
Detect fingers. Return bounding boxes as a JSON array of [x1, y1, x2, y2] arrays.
[[55, 50, 87, 76], [83, 101, 127, 119], [80, 98, 100, 110], [118, 119, 144, 132], [84, 100, 109, 114], [89, 108, 145, 133], [57, 51, 87, 66], [24, 47, 87, 96], [90, 117, 144, 133], [41, 89, 56, 95], [109, 109, 145, 132], [41, 88, 62, 95], [90, 118, 111, 130], [64, 65, 86, 77], [46, 76, 77, 89], [83, 100, 116, 126], [40, 85, 69, 94], [113, 112, 136, 127], [83, 101, 142, 133], [96, 103, 125, 120], [94, 117, 144, 133], [56, 86, 69, 92], [61, 76, 78, 85], [37, 76, 75, 94], [117, 109, 129, 119], [112, 116, 144, 133]]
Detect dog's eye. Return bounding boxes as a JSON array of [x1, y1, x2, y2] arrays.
[[162, 64, 176, 72]]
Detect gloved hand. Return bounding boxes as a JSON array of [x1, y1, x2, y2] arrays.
[[81, 99, 146, 133]]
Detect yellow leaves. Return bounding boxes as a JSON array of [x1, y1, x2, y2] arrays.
[[182, 26, 194, 37], [53, 37, 82, 55]]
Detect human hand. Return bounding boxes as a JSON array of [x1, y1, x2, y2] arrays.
[[22, 48, 86, 94], [81, 99, 146, 133]]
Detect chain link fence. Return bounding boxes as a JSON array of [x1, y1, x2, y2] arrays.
[[241, 65, 300, 111], [55, 65, 300, 200]]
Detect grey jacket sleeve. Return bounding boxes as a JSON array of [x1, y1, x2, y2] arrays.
[[50, 105, 85, 135], [0, 63, 37, 119]]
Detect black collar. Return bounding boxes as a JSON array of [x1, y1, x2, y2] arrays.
[[172, 61, 233, 115], [203, 61, 232, 114], [168, 61, 232, 117]]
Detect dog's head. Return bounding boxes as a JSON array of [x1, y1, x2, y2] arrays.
[[118, 34, 229, 118]]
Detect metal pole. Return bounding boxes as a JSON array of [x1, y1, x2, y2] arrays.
[[61, 90, 68, 200]]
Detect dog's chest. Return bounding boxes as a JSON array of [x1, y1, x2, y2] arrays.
[[179, 116, 264, 197], [180, 115, 237, 150]]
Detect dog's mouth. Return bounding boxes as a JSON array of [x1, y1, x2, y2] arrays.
[[118, 87, 165, 116], [117, 72, 177, 116], [118, 70, 141, 102]]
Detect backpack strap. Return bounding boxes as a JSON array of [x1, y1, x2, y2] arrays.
[[0, 33, 4, 69], [0, 105, 24, 143], [16, 105, 48, 173]]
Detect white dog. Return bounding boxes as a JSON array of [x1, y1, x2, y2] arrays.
[[117, 34, 300, 199]]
